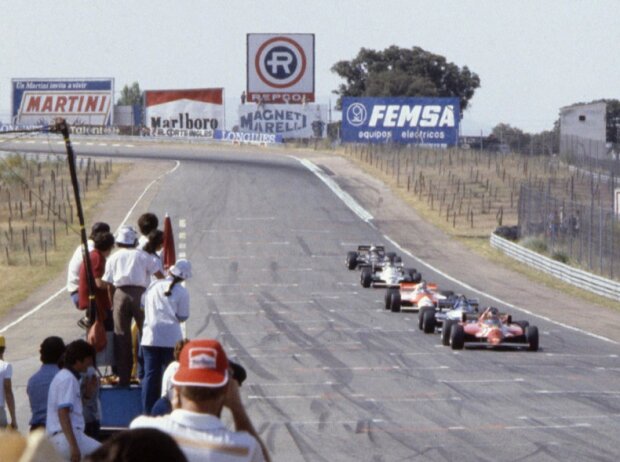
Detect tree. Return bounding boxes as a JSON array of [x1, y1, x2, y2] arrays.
[[491, 123, 529, 153], [117, 82, 143, 106], [331, 45, 480, 112], [490, 121, 559, 155], [605, 99, 620, 144]]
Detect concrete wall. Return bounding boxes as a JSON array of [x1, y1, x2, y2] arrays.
[[560, 102, 606, 142]]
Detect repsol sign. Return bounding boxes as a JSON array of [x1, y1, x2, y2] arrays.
[[149, 113, 218, 130], [341, 97, 460, 146]]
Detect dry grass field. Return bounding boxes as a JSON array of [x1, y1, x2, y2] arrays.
[[341, 144, 615, 241], [0, 152, 125, 317]]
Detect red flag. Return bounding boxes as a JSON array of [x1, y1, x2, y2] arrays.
[[162, 214, 176, 271]]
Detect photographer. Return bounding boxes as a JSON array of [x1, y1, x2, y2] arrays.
[[130, 339, 269, 462]]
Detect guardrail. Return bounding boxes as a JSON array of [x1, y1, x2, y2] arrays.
[[490, 233, 620, 301]]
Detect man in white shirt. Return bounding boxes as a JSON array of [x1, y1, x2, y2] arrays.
[[102, 225, 163, 386], [66, 222, 110, 328], [46, 340, 100, 462], [131, 339, 270, 462]]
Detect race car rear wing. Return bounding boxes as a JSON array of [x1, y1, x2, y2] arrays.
[[461, 311, 509, 322], [357, 245, 385, 252]]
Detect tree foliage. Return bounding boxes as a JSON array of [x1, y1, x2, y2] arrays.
[[331, 45, 480, 112], [117, 82, 143, 106], [489, 121, 559, 155], [604, 99, 620, 143]]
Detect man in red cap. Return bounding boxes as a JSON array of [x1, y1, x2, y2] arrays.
[[130, 339, 270, 462]]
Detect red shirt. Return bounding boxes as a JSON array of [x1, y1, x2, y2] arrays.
[[78, 249, 111, 312]]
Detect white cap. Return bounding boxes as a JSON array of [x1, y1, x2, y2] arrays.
[[116, 226, 138, 246], [170, 259, 192, 279]]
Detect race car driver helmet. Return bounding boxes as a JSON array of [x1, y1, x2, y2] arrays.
[[418, 296, 434, 308]]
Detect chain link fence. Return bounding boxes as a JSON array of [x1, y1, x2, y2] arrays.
[[519, 135, 620, 280]]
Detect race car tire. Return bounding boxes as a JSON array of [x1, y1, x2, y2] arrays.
[[390, 291, 402, 313], [422, 309, 437, 334], [441, 320, 453, 346], [384, 288, 396, 310], [361, 268, 372, 288], [346, 251, 358, 270], [386, 252, 397, 261], [450, 324, 465, 350], [440, 290, 455, 298], [526, 326, 539, 351], [418, 307, 432, 330], [410, 272, 422, 283]]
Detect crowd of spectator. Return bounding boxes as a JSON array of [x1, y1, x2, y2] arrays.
[[0, 213, 270, 462]]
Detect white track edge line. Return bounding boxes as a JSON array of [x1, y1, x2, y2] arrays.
[[292, 157, 373, 222]]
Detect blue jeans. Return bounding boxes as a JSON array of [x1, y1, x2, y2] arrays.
[[141, 346, 174, 414], [70, 291, 79, 308], [150, 396, 172, 416]]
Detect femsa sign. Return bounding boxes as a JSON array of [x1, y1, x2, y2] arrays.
[[341, 97, 460, 146], [12, 78, 114, 126]]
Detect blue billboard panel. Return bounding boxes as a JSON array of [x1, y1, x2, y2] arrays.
[[341, 97, 460, 146], [12, 78, 114, 126]]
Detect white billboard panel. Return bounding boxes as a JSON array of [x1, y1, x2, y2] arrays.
[[144, 88, 224, 137], [247, 33, 315, 104], [238, 104, 326, 138], [12, 78, 114, 126]]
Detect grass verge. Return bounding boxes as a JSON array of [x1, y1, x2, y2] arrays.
[[0, 162, 129, 319]]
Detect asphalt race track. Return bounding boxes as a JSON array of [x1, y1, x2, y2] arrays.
[[2, 139, 619, 461]]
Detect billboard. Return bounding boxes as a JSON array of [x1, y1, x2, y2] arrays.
[[144, 88, 224, 137], [341, 97, 460, 146], [238, 104, 326, 138], [12, 78, 114, 126], [247, 33, 314, 104]]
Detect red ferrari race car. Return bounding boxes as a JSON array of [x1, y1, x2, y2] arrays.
[[385, 281, 452, 313], [444, 307, 539, 351]]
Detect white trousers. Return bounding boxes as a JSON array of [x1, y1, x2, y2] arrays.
[[49, 430, 101, 460]]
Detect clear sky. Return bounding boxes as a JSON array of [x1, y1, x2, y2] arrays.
[[1, 0, 619, 135]]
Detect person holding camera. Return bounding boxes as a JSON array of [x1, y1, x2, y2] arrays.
[[130, 339, 270, 462]]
